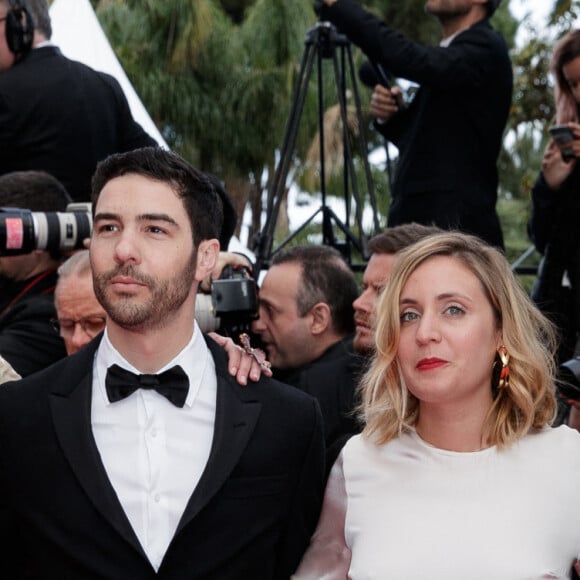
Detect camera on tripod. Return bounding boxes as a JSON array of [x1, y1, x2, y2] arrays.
[[195, 265, 258, 336], [0, 202, 92, 256]]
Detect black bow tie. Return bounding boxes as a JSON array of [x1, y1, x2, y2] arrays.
[[105, 364, 189, 408]]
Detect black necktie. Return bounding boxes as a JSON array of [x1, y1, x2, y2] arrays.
[[105, 364, 189, 408]]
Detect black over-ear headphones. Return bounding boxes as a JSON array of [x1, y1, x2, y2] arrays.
[[5, 0, 34, 59]]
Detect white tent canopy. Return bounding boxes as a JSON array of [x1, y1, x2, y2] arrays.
[[49, 0, 253, 254], [49, 0, 168, 148]]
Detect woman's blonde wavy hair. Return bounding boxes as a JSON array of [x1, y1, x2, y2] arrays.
[[360, 232, 558, 448]]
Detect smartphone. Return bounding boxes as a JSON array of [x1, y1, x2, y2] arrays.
[[549, 124, 576, 162]]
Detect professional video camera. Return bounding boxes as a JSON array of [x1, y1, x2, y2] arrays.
[[195, 265, 258, 336], [0, 202, 92, 256]]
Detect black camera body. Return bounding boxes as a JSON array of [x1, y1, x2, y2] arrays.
[[212, 266, 258, 317], [195, 265, 258, 336], [211, 265, 258, 336], [558, 357, 580, 401], [0, 202, 92, 256]]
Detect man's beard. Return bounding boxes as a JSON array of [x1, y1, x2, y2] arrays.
[[425, 0, 471, 20], [93, 253, 197, 331], [353, 313, 376, 355]]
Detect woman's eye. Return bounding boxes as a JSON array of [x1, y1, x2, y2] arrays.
[[400, 311, 419, 323], [446, 305, 464, 316]]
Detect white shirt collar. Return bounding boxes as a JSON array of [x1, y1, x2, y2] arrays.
[[34, 40, 55, 49], [440, 26, 470, 47]]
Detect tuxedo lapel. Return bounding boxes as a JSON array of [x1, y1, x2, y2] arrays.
[[48, 341, 147, 559], [176, 342, 262, 534]]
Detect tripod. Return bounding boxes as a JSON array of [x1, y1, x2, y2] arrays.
[[252, 20, 381, 271]]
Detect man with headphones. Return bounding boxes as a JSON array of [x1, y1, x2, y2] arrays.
[[0, 0, 157, 201], [0, 0, 32, 69]]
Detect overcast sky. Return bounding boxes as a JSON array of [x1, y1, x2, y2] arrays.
[[510, 0, 560, 45]]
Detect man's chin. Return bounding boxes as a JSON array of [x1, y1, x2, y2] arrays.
[[353, 333, 374, 355]]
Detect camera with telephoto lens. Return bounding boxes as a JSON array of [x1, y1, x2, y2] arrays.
[[558, 357, 580, 402], [0, 202, 92, 256], [195, 265, 258, 336]]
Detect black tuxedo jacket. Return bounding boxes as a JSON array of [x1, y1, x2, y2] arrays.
[[0, 46, 156, 201], [0, 337, 325, 579], [320, 0, 512, 249]]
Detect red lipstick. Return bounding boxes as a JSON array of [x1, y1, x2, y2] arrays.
[[416, 358, 447, 371]]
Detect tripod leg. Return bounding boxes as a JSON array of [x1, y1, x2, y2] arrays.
[[345, 45, 381, 234], [256, 41, 317, 263]]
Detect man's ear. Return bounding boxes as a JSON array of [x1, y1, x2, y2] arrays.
[[309, 302, 332, 336], [195, 239, 220, 282]]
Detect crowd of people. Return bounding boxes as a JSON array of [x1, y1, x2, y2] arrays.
[[2, 0, 580, 578]]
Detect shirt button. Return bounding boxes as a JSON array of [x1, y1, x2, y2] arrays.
[[151, 428, 157, 438], [154, 493, 161, 503]]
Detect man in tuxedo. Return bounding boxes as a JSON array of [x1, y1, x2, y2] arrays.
[[0, 0, 156, 201], [317, 0, 511, 249], [0, 147, 325, 579]]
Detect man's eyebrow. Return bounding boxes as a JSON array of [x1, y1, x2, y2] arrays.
[[259, 296, 277, 310], [93, 212, 179, 227], [93, 211, 118, 222], [137, 213, 178, 226]]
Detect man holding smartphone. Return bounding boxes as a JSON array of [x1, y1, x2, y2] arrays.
[[316, 0, 511, 249]]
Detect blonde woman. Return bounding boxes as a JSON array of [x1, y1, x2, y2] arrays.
[[295, 232, 580, 579]]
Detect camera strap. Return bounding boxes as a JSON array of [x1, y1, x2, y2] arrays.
[[0, 267, 58, 317]]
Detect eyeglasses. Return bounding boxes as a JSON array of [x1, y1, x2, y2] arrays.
[[51, 316, 106, 338]]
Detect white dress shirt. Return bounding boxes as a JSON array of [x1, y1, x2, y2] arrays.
[[91, 322, 217, 571]]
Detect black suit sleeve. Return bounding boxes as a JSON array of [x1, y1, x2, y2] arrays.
[[319, 0, 504, 89], [274, 396, 325, 579], [99, 71, 158, 151]]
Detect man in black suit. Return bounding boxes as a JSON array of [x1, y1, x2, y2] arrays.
[[0, 0, 156, 201], [0, 147, 325, 579], [317, 0, 512, 249], [252, 244, 362, 467]]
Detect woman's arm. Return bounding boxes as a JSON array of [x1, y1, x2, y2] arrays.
[[292, 453, 351, 580]]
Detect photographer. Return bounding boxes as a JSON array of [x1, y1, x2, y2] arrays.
[[0, 0, 156, 201], [530, 30, 580, 363], [529, 31, 580, 430], [316, 0, 511, 249], [0, 170, 69, 376]]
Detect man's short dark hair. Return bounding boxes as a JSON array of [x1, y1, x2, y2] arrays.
[[0, 169, 71, 211], [206, 173, 237, 249], [368, 223, 442, 256], [271, 244, 357, 335], [0, 170, 72, 259], [23, 0, 51, 39], [91, 147, 223, 246]]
